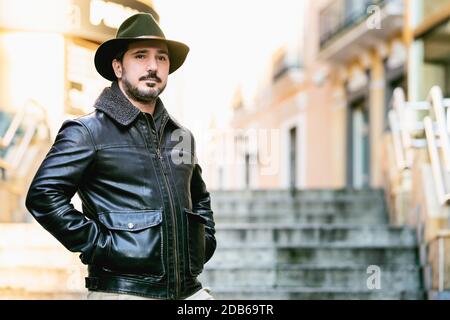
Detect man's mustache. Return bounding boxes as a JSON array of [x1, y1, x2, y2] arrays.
[[140, 72, 161, 82]]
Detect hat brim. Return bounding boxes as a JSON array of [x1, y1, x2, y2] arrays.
[[94, 37, 189, 81]]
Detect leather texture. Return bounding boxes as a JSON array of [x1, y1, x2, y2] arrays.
[[25, 83, 216, 299]]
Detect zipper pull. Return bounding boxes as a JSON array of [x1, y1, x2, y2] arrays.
[[157, 148, 168, 175]]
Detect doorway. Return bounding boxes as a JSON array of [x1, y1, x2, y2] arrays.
[[289, 126, 297, 190], [347, 96, 370, 189]]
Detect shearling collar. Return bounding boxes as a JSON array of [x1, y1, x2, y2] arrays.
[[94, 82, 182, 129]]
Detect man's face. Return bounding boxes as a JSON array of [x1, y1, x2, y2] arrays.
[[113, 40, 170, 103]]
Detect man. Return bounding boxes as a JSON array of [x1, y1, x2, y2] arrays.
[[25, 13, 216, 300]]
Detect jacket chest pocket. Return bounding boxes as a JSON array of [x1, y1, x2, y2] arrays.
[[98, 209, 165, 278], [184, 208, 206, 276]]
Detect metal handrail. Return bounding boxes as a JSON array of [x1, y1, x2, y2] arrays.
[[388, 109, 407, 170], [9, 121, 38, 171], [424, 116, 450, 205], [0, 100, 49, 175], [420, 89, 450, 291], [389, 88, 428, 169], [0, 110, 25, 148], [391, 88, 410, 169], [388, 86, 450, 292], [429, 86, 450, 172], [389, 87, 434, 171], [388, 86, 450, 204], [0, 158, 12, 170], [420, 86, 450, 206]]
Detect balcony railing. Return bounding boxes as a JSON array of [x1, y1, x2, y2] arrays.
[[319, 0, 386, 49], [273, 63, 302, 82]]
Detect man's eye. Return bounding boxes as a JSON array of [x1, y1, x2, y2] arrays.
[[135, 55, 145, 59], [158, 56, 167, 61]]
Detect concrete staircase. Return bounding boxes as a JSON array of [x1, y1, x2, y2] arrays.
[[0, 189, 425, 300], [0, 223, 87, 299], [199, 189, 425, 300]]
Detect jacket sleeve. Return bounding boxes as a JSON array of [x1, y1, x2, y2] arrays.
[[25, 119, 104, 264], [190, 135, 216, 264]]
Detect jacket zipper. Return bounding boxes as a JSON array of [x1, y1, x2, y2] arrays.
[[143, 113, 180, 298]]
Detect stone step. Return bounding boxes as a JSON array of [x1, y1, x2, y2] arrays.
[[0, 223, 63, 248], [210, 190, 385, 203], [199, 264, 422, 291], [211, 202, 386, 216], [208, 287, 425, 300], [210, 189, 385, 202], [0, 289, 86, 300], [214, 224, 416, 246], [0, 265, 87, 294], [427, 291, 450, 300], [0, 247, 81, 268], [213, 211, 388, 224], [212, 195, 385, 205], [206, 245, 419, 267], [0, 223, 87, 299]]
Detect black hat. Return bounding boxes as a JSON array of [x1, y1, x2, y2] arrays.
[[95, 13, 189, 81]]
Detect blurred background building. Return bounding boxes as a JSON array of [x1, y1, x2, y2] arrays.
[[1, 0, 450, 300], [0, 0, 159, 222]]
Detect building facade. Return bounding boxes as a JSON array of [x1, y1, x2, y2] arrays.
[[407, 0, 450, 101], [206, 0, 406, 191], [0, 0, 158, 222], [305, 0, 405, 189], [0, 0, 158, 136], [205, 34, 305, 190]]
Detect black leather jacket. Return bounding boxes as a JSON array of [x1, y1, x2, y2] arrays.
[[25, 83, 216, 299]]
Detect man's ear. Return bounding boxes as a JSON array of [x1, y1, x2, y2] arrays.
[[112, 59, 122, 78]]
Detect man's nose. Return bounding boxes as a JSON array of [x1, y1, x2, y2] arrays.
[[146, 56, 158, 72]]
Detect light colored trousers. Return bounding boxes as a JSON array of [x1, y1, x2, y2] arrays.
[[87, 287, 214, 300]]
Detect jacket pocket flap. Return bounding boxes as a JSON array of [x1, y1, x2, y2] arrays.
[[184, 208, 207, 224], [99, 209, 163, 231]]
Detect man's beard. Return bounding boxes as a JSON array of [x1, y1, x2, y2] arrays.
[[122, 71, 166, 104]]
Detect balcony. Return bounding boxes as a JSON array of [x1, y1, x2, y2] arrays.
[[271, 44, 303, 80], [319, 0, 403, 64]]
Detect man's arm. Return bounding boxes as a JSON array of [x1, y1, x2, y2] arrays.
[[190, 136, 216, 263], [25, 120, 105, 264]]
